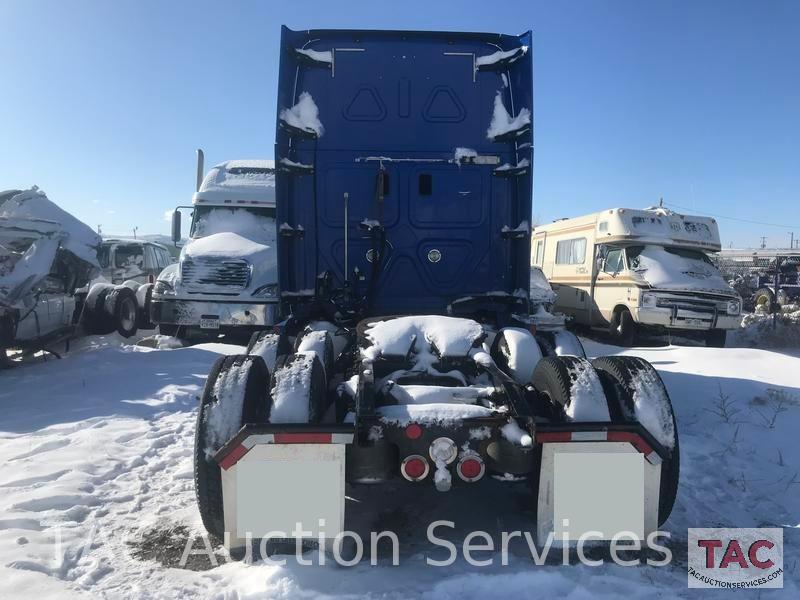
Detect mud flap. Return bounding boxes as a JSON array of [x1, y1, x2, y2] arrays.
[[536, 441, 661, 543], [217, 428, 353, 553]]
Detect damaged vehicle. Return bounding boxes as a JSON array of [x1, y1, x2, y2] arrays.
[[1, 188, 145, 364], [194, 27, 679, 557]]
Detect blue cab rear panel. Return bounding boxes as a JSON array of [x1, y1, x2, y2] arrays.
[[275, 27, 533, 316]]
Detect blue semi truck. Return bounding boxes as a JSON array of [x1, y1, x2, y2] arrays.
[[194, 27, 680, 555]]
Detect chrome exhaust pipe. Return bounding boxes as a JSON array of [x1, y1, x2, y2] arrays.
[[196, 148, 205, 192]]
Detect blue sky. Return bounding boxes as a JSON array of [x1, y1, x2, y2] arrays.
[[1, 0, 798, 248]]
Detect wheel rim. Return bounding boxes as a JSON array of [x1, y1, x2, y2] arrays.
[[120, 299, 136, 331]]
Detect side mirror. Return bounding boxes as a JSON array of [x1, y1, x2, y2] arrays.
[[171, 210, 181, 244]]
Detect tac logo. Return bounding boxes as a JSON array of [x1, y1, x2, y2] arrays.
[[687, 528, 783, 589]]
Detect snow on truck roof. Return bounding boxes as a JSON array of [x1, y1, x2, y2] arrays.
[[193, 160, 276, 207], [533, 207, 722, 252]]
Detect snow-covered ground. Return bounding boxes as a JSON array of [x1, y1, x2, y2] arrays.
[[0, 334, 798, 598]]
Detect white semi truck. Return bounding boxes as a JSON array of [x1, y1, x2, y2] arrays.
[[151, 151, 278, 340]]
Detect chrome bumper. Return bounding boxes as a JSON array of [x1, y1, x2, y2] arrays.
[[151, 298, 277, 328], [636, 306, 740, 330]]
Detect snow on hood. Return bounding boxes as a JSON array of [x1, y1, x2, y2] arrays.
[[180, 208, 277, 289], [184, 231, 270, 259], [630, 245, 734, 295]]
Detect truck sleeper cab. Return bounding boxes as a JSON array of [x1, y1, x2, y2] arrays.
[[532, 207, 741, 347], [151, 158, 278, 340], [192, 27, 681, 557]]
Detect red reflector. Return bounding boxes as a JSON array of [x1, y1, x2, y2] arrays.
[[273, 433, 332, 444], [460, 458, 482, 479], [536, 431, 571, 443], [218, 444, 250, 470], [404, 457, 427, 479], [405, 423, 423, 440]]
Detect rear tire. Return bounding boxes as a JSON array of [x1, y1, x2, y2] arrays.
[[705, 329, 727, 348], [491, 327, 542, 384], [294, 329, 335, 379], [531, 356, 606, 421], [590, 355, 679, 525], [194, 354, 270, 541], [105, 286, 138, 338], [609, 307, 636, 346], [246, 331, 290, 372], [82, 283, 116, 335], [135, 283, 155, 330], [754, 288, 775, 313], [269, 353, 328, 423]]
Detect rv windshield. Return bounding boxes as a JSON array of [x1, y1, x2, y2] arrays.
[[625, 244, 731, 293], [627, 245, 713, 269], [190, 206, 276, 239]]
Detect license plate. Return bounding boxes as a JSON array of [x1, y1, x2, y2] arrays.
[[685, 318, 705, 327], [200, 317, 220, 330]]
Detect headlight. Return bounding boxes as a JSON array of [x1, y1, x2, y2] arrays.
[[727, 300, 741, 315], [640, 292, 657, 307], [253, 283, 278, 298], [153, 280, 175, 297]]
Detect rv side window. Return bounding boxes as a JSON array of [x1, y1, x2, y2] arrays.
[[603, 248, 625, 274], [555, 237, 586, 265], [534, 240, 544, 265]]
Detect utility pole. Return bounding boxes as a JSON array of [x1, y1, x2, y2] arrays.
[[791, 232, 795, 250], [97, 225, 102, 235], [760, 236, 767, 249], [133, 226, 138, 240]]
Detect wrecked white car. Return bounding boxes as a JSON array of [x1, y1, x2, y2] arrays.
[[0, 188, 145, 363]]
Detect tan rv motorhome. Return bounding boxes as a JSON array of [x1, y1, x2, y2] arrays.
[[532, 207, 741, 347]]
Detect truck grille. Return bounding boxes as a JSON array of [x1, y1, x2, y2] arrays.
[[181, 257, 250, 292]]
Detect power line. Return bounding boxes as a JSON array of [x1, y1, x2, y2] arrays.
[[662, 201, 800, 230]]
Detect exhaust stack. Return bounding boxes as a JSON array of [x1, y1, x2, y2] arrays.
[[196, 148, 205, 192]]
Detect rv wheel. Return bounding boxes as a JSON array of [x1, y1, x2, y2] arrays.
[[195, 354, 270, 541], [609, 307, 636, 346], [591, 355, 679, 525]]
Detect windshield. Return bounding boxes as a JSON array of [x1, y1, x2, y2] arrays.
[[624, 244, 731, 292], [190, 206, 276, 239], [114, 245, 144, 268]]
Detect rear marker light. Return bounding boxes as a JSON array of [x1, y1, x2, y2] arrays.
[[401, 455, 430, 481], [457, 455, 485, 482], [405, 424, 423, 440]]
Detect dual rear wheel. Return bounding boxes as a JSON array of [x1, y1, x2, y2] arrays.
[[531, 354, 679, 525]]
